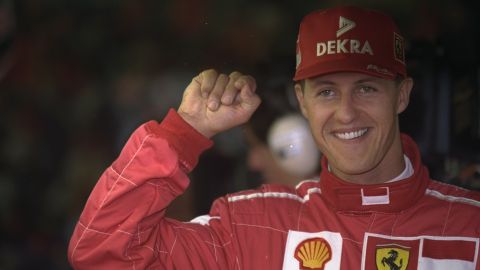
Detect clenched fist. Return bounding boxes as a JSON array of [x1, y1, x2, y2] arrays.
[[177, 69, 261, 138]]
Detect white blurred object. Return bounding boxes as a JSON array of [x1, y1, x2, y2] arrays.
[[267, 114, 320, 178]]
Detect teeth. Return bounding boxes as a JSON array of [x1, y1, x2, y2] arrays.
[[335, 128, 368, 140]]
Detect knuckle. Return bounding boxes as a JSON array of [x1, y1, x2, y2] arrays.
[[204, 68, 217, 75], [201, 69, 218, 84], [245, 75, 255, 83], [218, 73, 229, 81], [229, 71, 242, 78]]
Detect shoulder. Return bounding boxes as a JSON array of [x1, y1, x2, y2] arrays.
[[426, 180, 480, 209], [209, 182, 319, 217], [226, 184, 301, 205], [225, 179, 322, 204]]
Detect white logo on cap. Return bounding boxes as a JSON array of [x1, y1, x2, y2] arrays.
[[316, 16, 372, 57], [336, 16, 356, 37]]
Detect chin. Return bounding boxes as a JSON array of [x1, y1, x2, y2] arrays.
[[332, 160, 374, 177]]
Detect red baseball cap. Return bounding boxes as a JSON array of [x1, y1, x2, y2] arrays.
[[294, 6, 407, 81]]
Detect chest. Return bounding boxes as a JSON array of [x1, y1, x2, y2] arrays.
[[230, 199, 479, 270]]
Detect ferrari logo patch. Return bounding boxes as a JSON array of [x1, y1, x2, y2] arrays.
[[375, 244, 409, 270], [362, 233, 479, 270]]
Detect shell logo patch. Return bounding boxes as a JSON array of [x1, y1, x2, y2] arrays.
[[282, 230, 342, 270], [294, 237, 332, 269], [375, 244, 409, 270]]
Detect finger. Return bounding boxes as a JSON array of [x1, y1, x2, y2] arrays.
[[222, 71, 243, 105], [234, 75, 257, 95], [198, 69, 218, 98], [239, 86, 262, 115], [228, 71, 243, 81], [207, 73, 229, 111]]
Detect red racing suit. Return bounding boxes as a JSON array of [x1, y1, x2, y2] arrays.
[[68, 109, 480, 270]]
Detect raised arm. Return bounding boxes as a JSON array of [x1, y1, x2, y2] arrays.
[[68, 70, 260, 269]]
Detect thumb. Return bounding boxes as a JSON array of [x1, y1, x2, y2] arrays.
[[183, 75, 202, 99]]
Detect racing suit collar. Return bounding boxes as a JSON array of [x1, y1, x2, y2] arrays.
[[319, 133, 429, 213]]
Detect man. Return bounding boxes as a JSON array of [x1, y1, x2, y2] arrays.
[[68, 6, 480, 270]]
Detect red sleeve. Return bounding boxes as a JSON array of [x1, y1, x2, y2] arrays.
[[68, 109, 236, 269]]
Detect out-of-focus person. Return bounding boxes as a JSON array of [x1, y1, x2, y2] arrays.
[[243, 78, 320, 187]]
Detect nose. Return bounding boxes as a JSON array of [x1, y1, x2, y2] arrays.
[[335, 94, 358, 123]]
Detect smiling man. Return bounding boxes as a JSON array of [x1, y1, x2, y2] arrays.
[[295, 73, 411, 184], [292, 7, 413, 186], [69, 6, 480, 270]]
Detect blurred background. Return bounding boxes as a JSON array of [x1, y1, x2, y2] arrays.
[[0, 0, 479, 269]]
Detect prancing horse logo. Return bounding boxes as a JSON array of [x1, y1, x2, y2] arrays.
[[375, 245, 409, 270], [381, 250, 402, 270]]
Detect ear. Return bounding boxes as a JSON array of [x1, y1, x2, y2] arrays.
[[295, 82, 308, 118], [396, 77, 413, 114]]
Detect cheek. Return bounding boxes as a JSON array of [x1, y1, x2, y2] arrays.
[[309, 103, 332, 126], [370, 104, 398, 130], [304, 100, 326, 120], [304, 108, 329, 143]]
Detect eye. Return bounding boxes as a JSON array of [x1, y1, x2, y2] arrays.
[[317, 88, 335, 97], [357, 85, 377, 95]]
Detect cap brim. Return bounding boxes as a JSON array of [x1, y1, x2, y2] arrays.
[[293, 59, 397, 81]]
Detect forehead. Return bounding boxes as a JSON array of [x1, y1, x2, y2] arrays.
[[306, 72, 394, 87]]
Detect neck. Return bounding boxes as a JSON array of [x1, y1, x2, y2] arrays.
[[330, 134, 406, 185]]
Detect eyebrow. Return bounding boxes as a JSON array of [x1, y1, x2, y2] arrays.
[[356, 78, 380, 84], [309, 80, 335, 86], [309, 77, 380, 87]]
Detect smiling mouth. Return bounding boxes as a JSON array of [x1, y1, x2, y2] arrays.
[[334, 128, 369, 140]]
